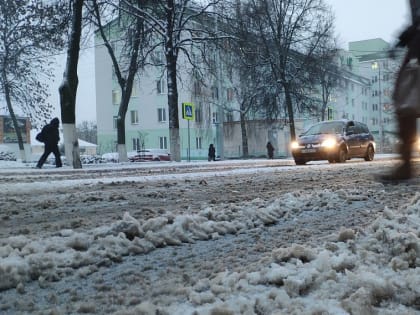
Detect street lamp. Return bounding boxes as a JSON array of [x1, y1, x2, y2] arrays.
[[372, 61, 384, 153]]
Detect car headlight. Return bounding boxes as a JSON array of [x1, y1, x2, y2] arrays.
[[290, 141, 299, 150], [321, 138, 337, 149]]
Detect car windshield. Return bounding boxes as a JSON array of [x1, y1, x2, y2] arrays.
[[303, 122, 344, 135]]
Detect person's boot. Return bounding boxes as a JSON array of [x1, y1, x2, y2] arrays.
[[381, 112, 416, 181], [382, 162, 412, 180]]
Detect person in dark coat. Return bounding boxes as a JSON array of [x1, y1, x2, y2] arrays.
[[266, 141, 275, 159], [36, 117, 62, 168], [208, 144, 216, 161], [381, 0, 420, 180]]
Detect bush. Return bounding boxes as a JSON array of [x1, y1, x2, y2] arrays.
[[0, 145, 16, 161]]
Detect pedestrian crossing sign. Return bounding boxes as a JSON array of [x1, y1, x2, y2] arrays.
[[182, 102, 195, 120]]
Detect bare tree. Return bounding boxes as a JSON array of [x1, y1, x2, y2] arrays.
[[248, 0, 335, 141], [88, 0, 152, 162], [220, 0, 277, 157], [77, 120, 97, 144], [118, 0, 223, 162], [312, 46, 341, 121], [59, 0, 84, 168], [0, 0, 68, 161]]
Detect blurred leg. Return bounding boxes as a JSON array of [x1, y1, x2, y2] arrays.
[[52, 145, 62, 167], [383, 109, 417, 180], [36, 149, 51, 168]]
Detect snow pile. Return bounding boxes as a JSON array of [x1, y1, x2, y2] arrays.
[[0, 189, 348, 292], [0, 188, 418, 314], [0, 145, 16, 161], [156, 192, 419, 315]]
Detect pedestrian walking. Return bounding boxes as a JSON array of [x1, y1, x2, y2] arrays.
[[208, 144, 216, 161], [381, 0, 420, 180], [266, 142, 275, 159], [36, 117, 62, 168]]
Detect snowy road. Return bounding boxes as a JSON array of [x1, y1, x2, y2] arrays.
[[0, 157, 419, 314]]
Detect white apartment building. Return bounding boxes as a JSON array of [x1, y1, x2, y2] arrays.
[[95, 36, 402, 159]]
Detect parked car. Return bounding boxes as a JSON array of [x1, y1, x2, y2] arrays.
[[101, 152, 119, 163], [129, 149, 171, 162], [290, 120, 376, 165]]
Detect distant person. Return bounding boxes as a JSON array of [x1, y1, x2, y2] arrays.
[[36, 117, 62, 168], [208, 144, 216, 161], [382, 0, 420, 180], [266, 141, 275, 159]]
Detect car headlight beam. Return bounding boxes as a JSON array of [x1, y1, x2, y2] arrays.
[[290, 141, 299, 150], [321, 138, 337, 149]]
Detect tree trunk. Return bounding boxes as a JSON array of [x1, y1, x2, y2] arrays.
[[167, 61, 180, 161], [321, 83, 327, 121], [116, 101, 128, 162], [59, 0, 83, 169], [240, 110, 249, 158], [1, 70, 26, 161], [284, 84, 296, 141], [166, 47, 180, 161]]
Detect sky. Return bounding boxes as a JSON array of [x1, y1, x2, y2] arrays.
[[324, 0, 411, 48], [49, 48, 97, 124], [48, 0, 412, 125]]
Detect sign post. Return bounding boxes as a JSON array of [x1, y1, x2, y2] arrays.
[[182, 102, 194, 162]]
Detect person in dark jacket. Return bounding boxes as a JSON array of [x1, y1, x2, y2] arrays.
[[381, 0, 420, 180], [36, 117, 62, 168], [208, 144, 216, 161], [266, 141, 275, 159]]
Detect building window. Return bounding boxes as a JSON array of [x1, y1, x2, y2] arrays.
[[212, 112, 219, 124], [132, 138, 140, 150], [226, 88, 234, 101], [112, 90, 121, 105], [157, 78, 166, 94], [130, 110, 139, 124], [159, 136, 168, 149], [131, 81, 138, 97], [211, 86, 219, 100], [226, 112, 234, 122], [195, 106, 202, 123], [196, 137, 202, 149], [158, 108, 166, 122], [113, 116, 118, 129], [193, 81, 202, 96]]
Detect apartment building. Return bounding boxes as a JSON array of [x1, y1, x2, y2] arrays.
[[95, 36, 401, 159], [338, 39, 400, 153]]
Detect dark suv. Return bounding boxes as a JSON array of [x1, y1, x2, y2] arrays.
[[291, 120, 376, 165]]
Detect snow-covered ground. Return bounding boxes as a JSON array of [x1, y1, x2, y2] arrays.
[[0, 156, 418, 314]]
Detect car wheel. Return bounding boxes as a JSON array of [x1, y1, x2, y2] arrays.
[[364, 145, 375, 161], [337, 147, 347, 163], [295, 159, 306, 165]]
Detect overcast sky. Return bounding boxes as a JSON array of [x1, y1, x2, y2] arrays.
[[49, 0, 413, 125], [325, 0, 411, 47]]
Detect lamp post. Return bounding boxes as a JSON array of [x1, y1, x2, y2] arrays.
[[372, 61, 384, 153]]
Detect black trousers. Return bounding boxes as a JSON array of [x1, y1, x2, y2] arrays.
[[37, 144, 62, 168], [397, 108, 417, 165]]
